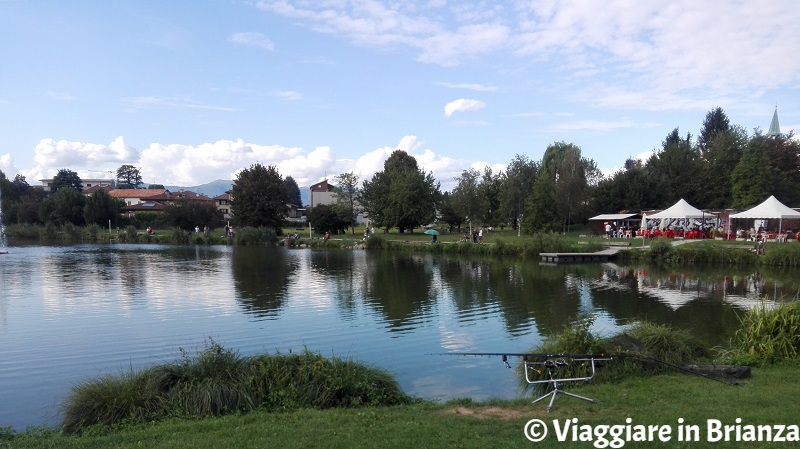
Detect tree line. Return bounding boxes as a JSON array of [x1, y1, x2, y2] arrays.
[[1, 107, 798, 235]]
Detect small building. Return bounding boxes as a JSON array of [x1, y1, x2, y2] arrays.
[[310, 180, 336, 208], [39, 178, 115, 192]]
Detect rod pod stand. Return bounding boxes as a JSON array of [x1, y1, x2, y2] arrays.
[[525, 356, 609, 412]]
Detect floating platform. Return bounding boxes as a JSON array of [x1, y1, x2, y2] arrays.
[[539, 248, 620, 263]]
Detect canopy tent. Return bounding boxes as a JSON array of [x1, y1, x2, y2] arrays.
[[729, 195, 800, 234], [646, 199, 715, 230], [647, 199, 710, 219]]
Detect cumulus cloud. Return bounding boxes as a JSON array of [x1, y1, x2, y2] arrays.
[[20, 135, 497, 192], [228, 32, 275, 51], [33, 137, 139, 168], [444, 98, 486, 117]]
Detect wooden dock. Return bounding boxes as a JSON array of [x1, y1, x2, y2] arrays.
[[539, 248, 620, 263]]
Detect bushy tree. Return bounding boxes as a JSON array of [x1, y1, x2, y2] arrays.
[[522, 173, 560, 233], [83, 190, 125, 227], [158, 199, 222, 230], [116, 165, 143, 187], [51, 169, 83, 193], [40, 187, 86, 225], [307, 203, 349, 234], [498, 154, 538, 230], [361, 151, 440, 233], [231, 163, 288, 231], [450, 168, 484, 229]]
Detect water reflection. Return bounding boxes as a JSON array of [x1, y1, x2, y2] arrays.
[[232, 247, 298, 318]]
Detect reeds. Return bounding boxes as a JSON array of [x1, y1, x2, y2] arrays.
[[721, 301, 800, 366], [59, 341, 410, 434]]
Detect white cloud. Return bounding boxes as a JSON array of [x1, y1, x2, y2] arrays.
[[33, 137, 139, 169], [123, 97, 240, 112], [228, 32, 275, 51], [434, 82, 499, 92], [19, 135, 501, 192], [272, 90, 303, 101], [444, 98, 485, 117], [0, 154, 15, 175]]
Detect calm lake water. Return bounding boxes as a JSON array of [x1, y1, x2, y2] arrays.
[[0, 244, 797, 430]]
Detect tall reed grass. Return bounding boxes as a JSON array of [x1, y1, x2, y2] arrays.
[[720, 301, 800, 366], [60, 341, 410, 435]]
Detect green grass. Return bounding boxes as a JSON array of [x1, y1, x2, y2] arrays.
[[4, 364, 799, 449], [59, 342, 410, 435]]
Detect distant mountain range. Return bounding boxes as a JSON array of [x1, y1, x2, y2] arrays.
[[165, 179, 311, 206]]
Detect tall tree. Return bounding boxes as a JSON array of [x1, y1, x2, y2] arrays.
[[697, 125, 747, 208], [697, 107, 731, 155], [159, 199, 222, 230], [449, 168, 484, 229], [51, 168, 83, 193], [522, 173, 560, 233], [334, 172, 361, 233], [498, 154, 538, 230], [230, 163, 288, 231], [479, 167, 502, 227], [645, 129, 701, 207], [361, 150, 440, 233], [283, 176, 302, 207], [116, 165, 143, 187], [437, 191, 462, 232], [540, 142, 600, 232], [307, 203, 349, 234], [760, 132, 800, 205], [731, 143, 773, 209]]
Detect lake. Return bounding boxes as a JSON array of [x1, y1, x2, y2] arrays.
[[0, 244, 795, 430]]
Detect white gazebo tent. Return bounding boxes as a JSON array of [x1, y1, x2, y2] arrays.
[[646, 198, 715, 229], [729, 195, 800, 234]]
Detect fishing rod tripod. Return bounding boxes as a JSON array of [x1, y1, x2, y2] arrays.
[[524, 355, 609, 412]]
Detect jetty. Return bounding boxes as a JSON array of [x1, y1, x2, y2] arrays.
[[539, 248, 621, 263]]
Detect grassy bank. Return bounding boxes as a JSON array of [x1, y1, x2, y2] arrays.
[[4, 364, 799, 449], [620, 238, 800, 267]]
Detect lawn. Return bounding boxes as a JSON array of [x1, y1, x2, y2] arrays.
[[6, 364, 798, 449]]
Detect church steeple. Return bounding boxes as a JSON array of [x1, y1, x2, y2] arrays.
[[767, 106, 781, 136]]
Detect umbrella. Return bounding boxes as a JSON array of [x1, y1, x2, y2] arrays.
[[424, 229, 440, 236]]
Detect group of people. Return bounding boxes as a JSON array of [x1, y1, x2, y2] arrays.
[[461, 229, 485, 243]]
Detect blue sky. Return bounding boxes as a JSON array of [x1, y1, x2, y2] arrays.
[[1, 0, 798, 191]]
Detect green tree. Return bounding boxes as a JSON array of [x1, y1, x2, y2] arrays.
[[697, 125, 747, 209], [307, 203, 349, 234], [361, 151, 440, 233], [230, 163, 288, 231], [148, 184, 165, 189], [760, 132, 800, 206], [334, 172, 361, 233], [40, 187, 86, 225], [697, 107, 731, 155], [479, 167, 502, 227], [51, 168, 83, 193], [522, 173, 560, 233], [731, 143, 773, 209], [437, 191, 462, 232], [158, 199, 222, 230], [645, 129, 702, 207], [449, 168, 485, 230], [116, 165, 143, 187], [498, 154, 538, 230], [83, 189, 125, 227], [283, 176, 302, 207], [541, 142, 601, 232]]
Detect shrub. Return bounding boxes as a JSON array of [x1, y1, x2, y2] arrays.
[[124, 225, 139, 243], [59, 342, 410, 434], [646, 238, 674, 263], [721, 301, 800, 366], [234, 227, 278, 246], [170, 227, 191, 245], [365, 234, 386, 249]]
